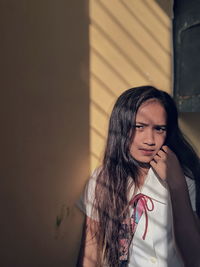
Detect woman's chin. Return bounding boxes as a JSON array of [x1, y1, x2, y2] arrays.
[[133, 158, 151, 169]]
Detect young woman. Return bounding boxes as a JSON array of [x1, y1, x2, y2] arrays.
[[78, 86, 200, 267]]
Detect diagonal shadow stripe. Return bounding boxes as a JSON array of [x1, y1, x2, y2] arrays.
[[92, 19, 150, 82], [142, 0, 170, 30], [91, 99, 110, 118], [91, 72, 119, 98], [91, 125, 106, 141], [120, 0, 170, 55], [95, 0, 170, 79], [90, 151, 101, 161], [91, 46, 130, 87]]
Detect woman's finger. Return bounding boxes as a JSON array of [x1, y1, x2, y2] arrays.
[[153, 155, 160, 162], [157, 149, 165, 157], [150, 159, 157, 167]]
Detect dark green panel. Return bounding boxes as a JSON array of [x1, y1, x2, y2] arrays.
[[173, 0, 200, 112]]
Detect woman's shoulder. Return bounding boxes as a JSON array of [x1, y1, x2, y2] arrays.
[[90, 166, 102, 180], [84, 167, 101, 194], [77, 167, 102, 220]]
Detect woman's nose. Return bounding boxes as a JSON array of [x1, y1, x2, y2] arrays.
[[143, 129, 155, 145]]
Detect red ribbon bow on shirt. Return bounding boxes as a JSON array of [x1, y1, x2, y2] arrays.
[[119, 193, 154, 264]]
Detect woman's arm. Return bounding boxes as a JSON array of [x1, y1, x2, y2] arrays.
[[77, 216, 99, 267], [150, 145, 200, 267], [168, 180, 200, 267]]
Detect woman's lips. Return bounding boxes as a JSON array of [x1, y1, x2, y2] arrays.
[[139, 148, 155, 156]]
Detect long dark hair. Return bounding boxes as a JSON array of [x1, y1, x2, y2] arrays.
[[93, 86, 200, 266]]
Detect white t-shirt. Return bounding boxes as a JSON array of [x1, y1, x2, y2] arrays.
[[79, 168, 196, 267]]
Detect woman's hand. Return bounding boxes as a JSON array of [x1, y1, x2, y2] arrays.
[[150, 146, 200, 267], [150, 145, 186, 189]]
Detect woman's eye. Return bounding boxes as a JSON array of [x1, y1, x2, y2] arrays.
[[155, 127, 166, 133], [135, 125, 144, 130]]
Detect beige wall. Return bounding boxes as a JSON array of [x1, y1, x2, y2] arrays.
[[90, 0, 173, 171], [0, 1, 89, 266]]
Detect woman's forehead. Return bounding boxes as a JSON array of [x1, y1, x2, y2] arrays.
[[136, 99, 167, 124]]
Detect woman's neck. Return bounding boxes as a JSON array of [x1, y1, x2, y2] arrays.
[[138, 165, 150, 188]]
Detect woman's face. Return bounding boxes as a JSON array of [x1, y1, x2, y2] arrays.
[[130, 99, 167, 163]]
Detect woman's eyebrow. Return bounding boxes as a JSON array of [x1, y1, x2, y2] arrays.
[[136, 121, 167, 127], [135, 122, 148, 125], [155, 124, 167, 127]]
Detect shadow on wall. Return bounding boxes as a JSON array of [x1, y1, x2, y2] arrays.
[[0, 1, 89, 267]]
